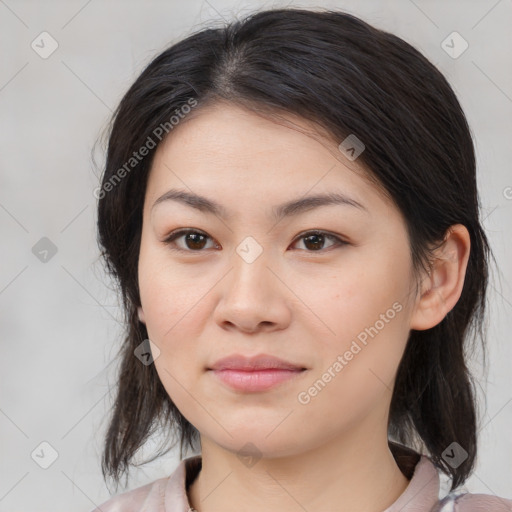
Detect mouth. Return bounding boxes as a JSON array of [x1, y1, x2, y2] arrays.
[[208, 367, 308, 392], [208, 353, 307, 372], [206, 353, 308, 392]]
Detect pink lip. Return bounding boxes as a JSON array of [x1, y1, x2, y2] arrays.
[[210, 368, 307, 392], [208, 353, 306, 371], [207, 354, 308, 392]]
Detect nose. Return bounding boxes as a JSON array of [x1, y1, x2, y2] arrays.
[[212, 244, 292, 334]]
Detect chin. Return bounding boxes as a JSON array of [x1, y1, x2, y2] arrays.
[[203, 426, 307, 459]]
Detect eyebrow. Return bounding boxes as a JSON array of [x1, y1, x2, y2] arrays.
[[151, 188, 368, 221]]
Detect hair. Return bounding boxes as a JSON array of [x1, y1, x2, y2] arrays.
[[96, 7, 492, 492]]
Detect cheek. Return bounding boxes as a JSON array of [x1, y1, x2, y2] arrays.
[[137, 246, 218, 379], [300, 254, 412, 399], [303, 259, 408, 344], [138, 244, 200, 336], [295, 308, 409, 430]]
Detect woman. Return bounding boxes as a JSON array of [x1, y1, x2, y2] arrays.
[[92, 7, 512, 511]]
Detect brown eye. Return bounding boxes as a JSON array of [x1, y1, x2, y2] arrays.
[[163, 229, 347, 254], [163, 229, 217, 251], [291, 231, 347, 252]]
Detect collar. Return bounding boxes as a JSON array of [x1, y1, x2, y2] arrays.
[[164, 453, 440, 512]]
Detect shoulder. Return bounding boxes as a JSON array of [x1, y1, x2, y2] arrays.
[[89, 456, 198, 512], [89, 476, 169, 512], [454, 493, 512, 511], [434, 491, 512, 512]]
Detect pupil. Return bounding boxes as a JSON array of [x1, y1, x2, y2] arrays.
[[305, 234, 323, 250], [187, 233, 206, 250]]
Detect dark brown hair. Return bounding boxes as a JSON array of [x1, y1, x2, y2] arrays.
[[96, 7, 492, 492]]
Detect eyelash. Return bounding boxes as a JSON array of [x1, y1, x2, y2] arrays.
[[162, 229, 348, 254]]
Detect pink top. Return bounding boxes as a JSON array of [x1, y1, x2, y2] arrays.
[[92, 454, 512, 512]]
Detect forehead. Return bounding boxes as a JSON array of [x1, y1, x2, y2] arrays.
[[156, 102, 349, 166], [145, 102, 390, 216]]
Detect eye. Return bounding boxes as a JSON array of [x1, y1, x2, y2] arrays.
[[290, 230, 347, 252], [163, 229, 218, 252], [162, 229, 347, 253]]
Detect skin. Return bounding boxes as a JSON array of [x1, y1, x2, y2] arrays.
[[137, 101, 470, 512]]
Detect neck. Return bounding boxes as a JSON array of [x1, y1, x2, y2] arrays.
[[187, 428, 411, 512]]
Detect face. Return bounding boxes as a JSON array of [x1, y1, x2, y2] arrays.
[[137, 102, 420, 458]]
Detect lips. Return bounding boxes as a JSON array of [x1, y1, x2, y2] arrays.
[[207, 354, 308, 392], [208, 353, 307, 371]]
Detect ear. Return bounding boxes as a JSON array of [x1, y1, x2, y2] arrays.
[[137, 306, 146, 324], [410, 224, 471, 331]]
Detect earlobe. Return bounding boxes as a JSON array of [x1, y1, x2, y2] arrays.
[[137, 306, 146, 324], [410, 224, 471, 331]]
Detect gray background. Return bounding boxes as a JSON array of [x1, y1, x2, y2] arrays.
[[0, 0, 511, 510]]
